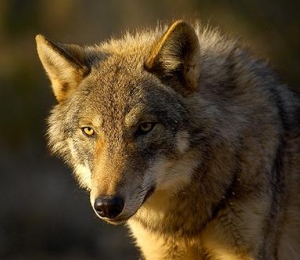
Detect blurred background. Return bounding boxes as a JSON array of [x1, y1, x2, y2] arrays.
[[0, 0, 299, 259]]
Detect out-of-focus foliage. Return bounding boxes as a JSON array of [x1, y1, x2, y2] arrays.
[[0, 0, 298, 259]]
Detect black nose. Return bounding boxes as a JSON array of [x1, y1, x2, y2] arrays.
[[94, 196, 124, 219]]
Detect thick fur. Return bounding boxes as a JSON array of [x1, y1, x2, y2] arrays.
[[36, 20, 300, 259]]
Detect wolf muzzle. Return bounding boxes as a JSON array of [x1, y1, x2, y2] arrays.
[[93, 195, 125, 219]]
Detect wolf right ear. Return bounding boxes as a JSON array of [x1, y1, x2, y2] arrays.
[[36, 35, 90, 102], [145, 20, 201, 94]]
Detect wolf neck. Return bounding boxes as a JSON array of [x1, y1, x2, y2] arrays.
[[130, 178, 218, 239]]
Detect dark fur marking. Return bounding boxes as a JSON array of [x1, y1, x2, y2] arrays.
[[210, 169, 239, 221], [260, 86, 287, 259], [61, 82, 69, 93]]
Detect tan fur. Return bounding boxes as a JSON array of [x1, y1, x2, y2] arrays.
[[176, 131, 190, 153], [36, 20, 300, 259], [36, 35, 89, 101]]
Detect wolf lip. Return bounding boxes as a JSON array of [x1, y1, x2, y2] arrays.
[[142, 186, 155, 204], [105, 217, 128, 225]]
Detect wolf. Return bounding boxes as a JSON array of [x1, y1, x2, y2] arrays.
[[36, 20, 300, 259]]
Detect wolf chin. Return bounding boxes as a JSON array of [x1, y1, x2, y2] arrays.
[[36, 20, 300, 259]]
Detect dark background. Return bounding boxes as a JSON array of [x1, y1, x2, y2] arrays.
[[0, 0, 299, 259]]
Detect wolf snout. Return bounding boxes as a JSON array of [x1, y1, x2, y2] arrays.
[[93, 195, 124, 219]]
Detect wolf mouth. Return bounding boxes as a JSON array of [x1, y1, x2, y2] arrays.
[[142, 185, 155, 204]]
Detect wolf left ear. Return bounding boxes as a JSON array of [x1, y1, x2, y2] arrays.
[[145, 20, 201, 94], [36, 35, 90, 102]]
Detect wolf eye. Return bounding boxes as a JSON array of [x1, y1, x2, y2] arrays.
[[82, 127, 95, 137], [137, 123, 155, 135]]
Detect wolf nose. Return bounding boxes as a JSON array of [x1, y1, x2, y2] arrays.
[[94, 196, 124, 219]]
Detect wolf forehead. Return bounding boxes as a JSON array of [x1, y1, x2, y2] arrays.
[[72, 50, 183, 111], [76, 73, 186, 128], [82, 55, 152, 102]]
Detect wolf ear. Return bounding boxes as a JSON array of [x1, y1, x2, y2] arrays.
[[36, 35, 90, 102], [145, 20, 200, 93]]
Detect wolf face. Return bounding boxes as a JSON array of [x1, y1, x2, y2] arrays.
[[36, 21, 206, 224]]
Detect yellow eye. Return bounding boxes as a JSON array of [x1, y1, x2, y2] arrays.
[[82, 127, 95, 137], [138, 123, 155, 134]]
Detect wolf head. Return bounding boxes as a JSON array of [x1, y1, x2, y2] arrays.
[[36, 21, 205, 224]]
